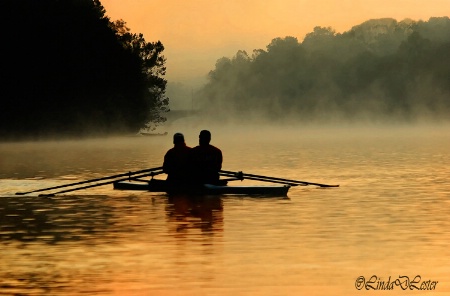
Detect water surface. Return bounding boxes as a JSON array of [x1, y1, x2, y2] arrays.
[[1, 126, 449, 295]]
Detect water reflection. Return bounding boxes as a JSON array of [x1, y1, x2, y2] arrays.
[[0, 195, 115, 244], [0, 195, 119, 295], [165, 194, 223, 235]]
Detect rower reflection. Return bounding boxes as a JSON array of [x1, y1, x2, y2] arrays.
[[165, 195, 223, 234]]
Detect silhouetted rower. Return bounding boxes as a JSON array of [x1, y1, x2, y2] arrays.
[[191, 130, 223, 185]]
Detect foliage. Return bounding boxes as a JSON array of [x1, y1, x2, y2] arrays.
[[0, 0, 168, 140], [199, 17, 450, 123]]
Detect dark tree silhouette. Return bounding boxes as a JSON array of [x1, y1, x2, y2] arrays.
[[0, 0, 168, 140]]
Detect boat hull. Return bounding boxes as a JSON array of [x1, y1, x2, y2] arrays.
[[113, 179, 289, 196]]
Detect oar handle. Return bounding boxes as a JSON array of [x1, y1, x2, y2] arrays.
[[16, 167, 164, 195], [40, 170, 165, 196]]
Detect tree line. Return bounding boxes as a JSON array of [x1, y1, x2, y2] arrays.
[[198, 17, 450, 123], [0, 0, 169, 140]]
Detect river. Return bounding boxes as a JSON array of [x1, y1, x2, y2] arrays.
[[0, 125, 449, 295]]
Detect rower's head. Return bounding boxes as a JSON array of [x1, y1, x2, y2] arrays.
[[199, 130, 211, 145], [173, 132, 185, 145]]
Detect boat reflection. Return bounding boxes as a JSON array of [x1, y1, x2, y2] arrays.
[[165, 194, 224, 235]]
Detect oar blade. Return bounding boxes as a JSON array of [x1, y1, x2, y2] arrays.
[[318, 184, 340, 188]]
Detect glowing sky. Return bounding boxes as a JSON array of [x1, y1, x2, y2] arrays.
[[101, 0, 450, 85]]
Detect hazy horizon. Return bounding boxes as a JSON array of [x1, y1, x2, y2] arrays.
[[101, 0, 450, 83]]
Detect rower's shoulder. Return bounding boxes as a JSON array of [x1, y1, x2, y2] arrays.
[[207, 144, 222, 153], [210, 144, 222, 152]]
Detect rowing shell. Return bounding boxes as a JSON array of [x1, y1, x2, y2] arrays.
[[113, 179, 290, 197]]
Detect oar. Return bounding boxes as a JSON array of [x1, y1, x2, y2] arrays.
[[219, 170, 339, 188], [219, 171, 301, 186], [15, 167, 164, 195], [39, 170, 165, 196]]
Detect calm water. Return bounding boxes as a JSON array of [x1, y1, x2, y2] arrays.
[[1, 126, 449, 295]]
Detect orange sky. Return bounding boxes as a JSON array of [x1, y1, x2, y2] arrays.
[[101, 0, 450, 85]]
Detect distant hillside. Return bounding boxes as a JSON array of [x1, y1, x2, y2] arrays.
[[197, 17, 450, 124]]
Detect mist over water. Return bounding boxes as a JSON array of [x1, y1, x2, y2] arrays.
[[1, 122, 448, 190], [2, 122, 448, 204]]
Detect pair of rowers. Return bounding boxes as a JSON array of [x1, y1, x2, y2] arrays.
[[163, 130, 222, 190]]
